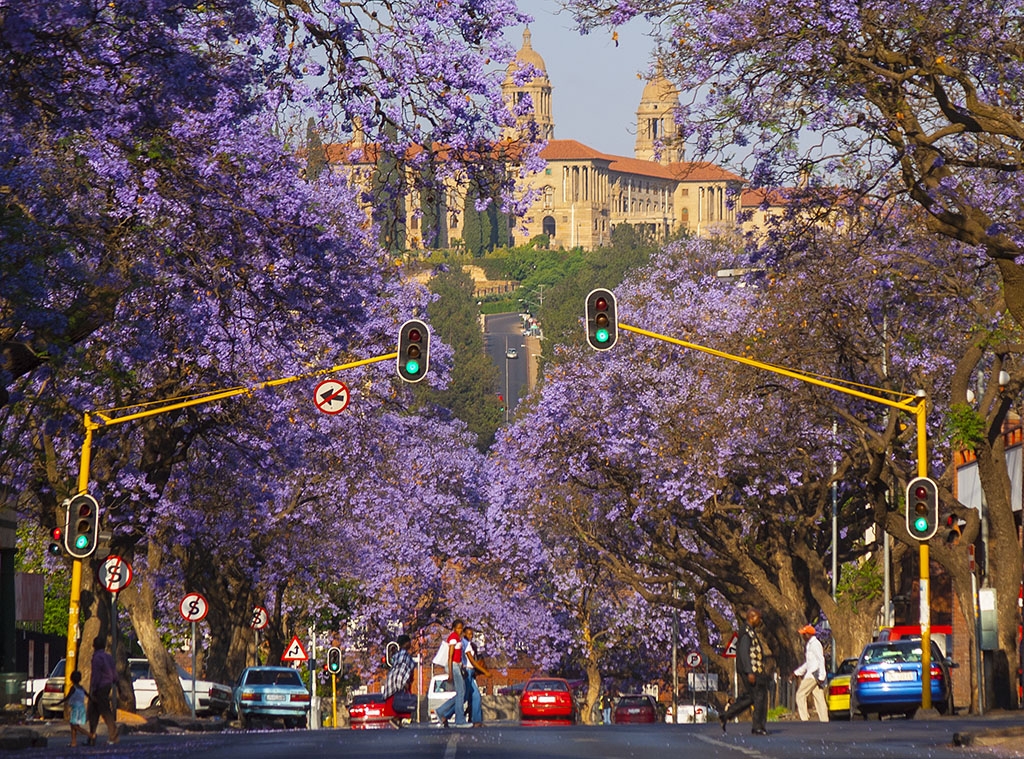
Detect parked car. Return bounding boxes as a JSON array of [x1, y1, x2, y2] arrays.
[[36, 660, 67, 718], [826, 657, 860, 720], [427, 674, 455, 724], [519, 677, 576, 724], [612, 693, 658, 724], [233, 666, 310, 729], [666, 702, 719, 724], [129, 658, 232, 715], [850, 640, 954, 719]]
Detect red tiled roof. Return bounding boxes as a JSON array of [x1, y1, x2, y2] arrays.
[[741, 187, 790, 207]]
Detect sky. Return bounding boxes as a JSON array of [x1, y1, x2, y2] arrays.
[[505, 0, 658, 159]]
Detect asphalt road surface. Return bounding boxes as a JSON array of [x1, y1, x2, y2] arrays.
[[19, 716, 1024, 759], [484, 313, 528, 422]]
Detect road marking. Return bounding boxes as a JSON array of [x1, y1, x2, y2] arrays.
[[697, 733, 771, 758], [444, 734, 459, 759]]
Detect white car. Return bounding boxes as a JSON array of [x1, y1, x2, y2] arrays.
[[427, 673, 455, 723], [666, 703, 719, 724], [27, 660, 64, 717], [505, 348, 518, 359], [37, 657, 230, 717], [130, 658, 232, 714]]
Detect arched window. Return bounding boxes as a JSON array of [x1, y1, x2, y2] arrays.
[[542, 215, 556, 237]]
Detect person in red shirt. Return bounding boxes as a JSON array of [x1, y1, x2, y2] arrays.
[[434, 620, 468, 727]]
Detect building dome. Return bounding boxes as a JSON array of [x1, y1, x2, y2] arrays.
[[506, 28, 548, 80], [639, 73, 678, 105]]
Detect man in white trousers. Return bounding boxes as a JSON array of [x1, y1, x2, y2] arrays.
[[792, 624, 828, 721]]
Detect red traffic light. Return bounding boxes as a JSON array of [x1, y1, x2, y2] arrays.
[[595, 297, 608, 311], [914, 486, 928, 500], [51, 527, 62, 541], [407, 328, 421, 343]]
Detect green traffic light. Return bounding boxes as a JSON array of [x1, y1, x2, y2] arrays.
[[913, 516, 929, 533], [74, 534, 90, 550], [596, 328, 609, 343], [405, 359, 421, 375]]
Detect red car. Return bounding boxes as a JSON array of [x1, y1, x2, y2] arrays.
[[519, 677, 577, 724], [612, 694, 658, 724], [348, 693, 414, 729]]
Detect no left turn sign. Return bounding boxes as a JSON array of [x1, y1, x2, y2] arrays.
[[314, 379, 350, 415]]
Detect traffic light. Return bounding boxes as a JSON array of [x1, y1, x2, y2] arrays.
[[497, 394, 504, 412], [64, 493, 100, 559], [905, 477, 938, 541], [585, 288, 618, 350], [944, 515, 962, 545], [327, 646, 342, 674], [384, 640, 399, 668], [397, 319, 430, 383], [48, 527, 63, 556]]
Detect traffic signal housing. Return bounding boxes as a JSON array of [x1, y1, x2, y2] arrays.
[[327, 646, 342, 674], [397, 319, 430, 383], [944, 515, 962, 545], [585, 289, 618, 350], [64, 493, 100, 559], [48, 527, 63, 556], [905, 477, 938, 541]]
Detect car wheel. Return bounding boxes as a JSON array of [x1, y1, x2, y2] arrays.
[[33, 694, 44, 719], [936, 694, 952, 716], [904, 709, 917, 719], [238, 710, 248, 730]]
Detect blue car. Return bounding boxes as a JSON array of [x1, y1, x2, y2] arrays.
[[849, 639, 953, 719], [233, 666, 310, 729]]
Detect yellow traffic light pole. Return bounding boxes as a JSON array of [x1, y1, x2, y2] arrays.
[[63, 352, 397, 695], [619, 323, 933, 708]]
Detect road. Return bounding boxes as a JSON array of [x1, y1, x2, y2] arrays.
[[19, 717, 1024, 759], [484, 313, 528, 421]]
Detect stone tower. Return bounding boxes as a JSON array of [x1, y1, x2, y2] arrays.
[[634, 71, 683, 164], [502, 28, 555, 141]]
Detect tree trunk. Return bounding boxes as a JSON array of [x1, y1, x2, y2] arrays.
[[118, 544, 189, 716]]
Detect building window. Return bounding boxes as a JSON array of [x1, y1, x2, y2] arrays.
[[542, 215, 556, 237]]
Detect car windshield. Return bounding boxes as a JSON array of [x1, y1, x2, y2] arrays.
[[351, 694, 384, 705], [525, 680, 568, 693], [618, 696, 652, 707], [862, 642, 922, 664], [246, 669, 304, 686], [836, 659, 858, 676]]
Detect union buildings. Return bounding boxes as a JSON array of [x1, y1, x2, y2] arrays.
[[329, 29, 781, 251]]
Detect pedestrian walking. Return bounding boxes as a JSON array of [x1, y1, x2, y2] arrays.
[[462, 627, 490, 727], [435, 620, 469, 727], [55, 670, 90, 747], [382, 635, 416, 726], [719, 608, 769, 735], [87, 636, 118, 745], [791, 623, 828, 722]]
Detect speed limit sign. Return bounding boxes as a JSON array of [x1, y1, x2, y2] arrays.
[[179, 592, 209, 623], [685, 651, 704, 668]]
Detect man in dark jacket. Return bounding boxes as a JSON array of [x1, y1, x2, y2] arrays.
[[719, 608, 769, 735]]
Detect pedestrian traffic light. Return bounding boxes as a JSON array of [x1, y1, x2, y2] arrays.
[[327, 646, 342, 674], [585, 288, 617, 350], [905, 477, 938, 541], [397, 319, 430, 383], [63, 493, 100, 559], [48, 527, 63, 556]]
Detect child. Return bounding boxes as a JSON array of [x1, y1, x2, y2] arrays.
[[56, 670, 90, 747]]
